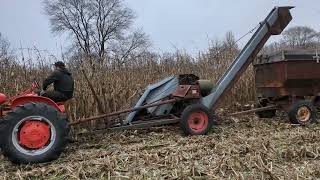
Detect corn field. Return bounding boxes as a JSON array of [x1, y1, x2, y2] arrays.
[[3, 39, 320, 180], [0, 43, 255, 124]]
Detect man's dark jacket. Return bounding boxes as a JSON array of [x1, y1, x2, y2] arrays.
[[43, 68, 74, 98]]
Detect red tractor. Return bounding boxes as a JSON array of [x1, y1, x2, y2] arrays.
[[0, 82, 69, 164]]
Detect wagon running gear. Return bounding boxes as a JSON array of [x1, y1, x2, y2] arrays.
[[42, 67, 74, 101]]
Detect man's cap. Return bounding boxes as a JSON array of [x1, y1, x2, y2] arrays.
[[53, 61, 65, 67]]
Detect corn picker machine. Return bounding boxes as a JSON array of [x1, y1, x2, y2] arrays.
[[0, 7, 293, 164]]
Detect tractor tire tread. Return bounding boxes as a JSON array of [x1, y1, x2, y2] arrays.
[[1, 103, 69, 164]]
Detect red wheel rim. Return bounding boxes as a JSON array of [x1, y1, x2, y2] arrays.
[[188, 111, 208, 133], [19, 120, 51, 149]]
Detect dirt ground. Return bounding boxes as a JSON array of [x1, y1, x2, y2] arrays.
[[1, 113, 320, 179]]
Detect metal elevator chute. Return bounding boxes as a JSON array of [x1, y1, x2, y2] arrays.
[[201, 6, 293, 110]]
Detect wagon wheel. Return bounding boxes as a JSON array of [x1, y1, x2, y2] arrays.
[[288, 100, 316, 125], [180, 104, 214, 135]]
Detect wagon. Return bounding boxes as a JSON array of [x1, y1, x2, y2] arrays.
[[252, 49, 320, 124]]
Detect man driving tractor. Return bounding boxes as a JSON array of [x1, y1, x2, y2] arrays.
[[40, 61, 74, 102]]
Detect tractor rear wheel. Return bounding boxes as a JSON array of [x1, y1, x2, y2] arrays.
[[180, 104, 214, 135], [0, 103, 69, 164]]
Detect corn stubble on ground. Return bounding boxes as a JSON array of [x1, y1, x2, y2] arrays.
[[1, 114, 320, 179]]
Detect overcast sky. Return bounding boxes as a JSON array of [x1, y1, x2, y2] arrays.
[[0, 0, 319, 56]]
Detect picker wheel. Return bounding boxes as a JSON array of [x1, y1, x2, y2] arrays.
[[288, 100, 316, 125], [180, 104, 214, 135], [1, 103, 69, 164]]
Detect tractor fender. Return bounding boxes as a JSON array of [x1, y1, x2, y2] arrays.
[[11, 96, 64, 112]]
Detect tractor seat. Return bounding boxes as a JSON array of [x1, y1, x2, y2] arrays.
[[0, 93, 7, 104]]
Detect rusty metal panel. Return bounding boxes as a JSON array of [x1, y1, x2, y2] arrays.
[[186, 85, 201, 98], [286, 61, 320, 81], [254, 49, 320, 65], [255, 63, 286, 88], [255, 49, 320, 98], [256, 87, 320, 97], [172, 85, 201, 98], [172, 85, 192, 97]]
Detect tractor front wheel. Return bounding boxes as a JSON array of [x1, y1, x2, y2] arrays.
[[1, 103, 69, 164], [180, 104, 214, 135]]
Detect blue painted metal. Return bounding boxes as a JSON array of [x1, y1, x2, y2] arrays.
[[125, 76, 179, 123], [201, 6, 293, 110]]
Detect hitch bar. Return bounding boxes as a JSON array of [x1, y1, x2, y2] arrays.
[[70, 99, 177, 126]]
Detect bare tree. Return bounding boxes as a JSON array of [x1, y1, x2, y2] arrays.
[[44, 0, 149, 65], [281, 26, 320, 49], [110, 29, 149, 68], [0, 33, 10, 60], [223, 31, 238, 50]]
